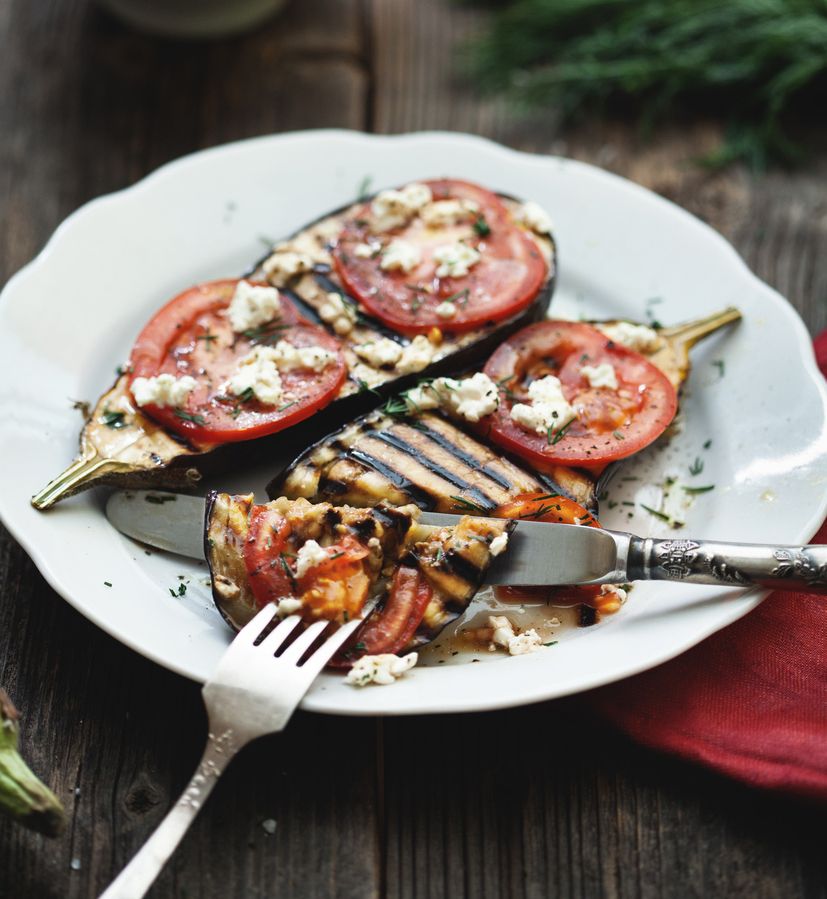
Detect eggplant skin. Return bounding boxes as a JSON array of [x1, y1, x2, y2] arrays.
[[269, 408, 598, 514]]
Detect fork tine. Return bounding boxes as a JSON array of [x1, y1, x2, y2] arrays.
[[235, 603, 281, 646], [257, 614, 303, 653], [298, 618, 364, 677], [277, 619, 330, 663]]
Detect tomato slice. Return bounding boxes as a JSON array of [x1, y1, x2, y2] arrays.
[[298, 535, 371, 624], [128, 279, 347, 445], [332, 179, 547, 335], [348, 566, 433, 656], [493, 492, 609, 611], [243, 506, 294, 609], [482, 320, 678, 474]]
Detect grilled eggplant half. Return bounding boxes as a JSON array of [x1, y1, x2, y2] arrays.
[[33, 184, 555, 509], [205, 492, 512, 654], [270, 308, 741, 515]]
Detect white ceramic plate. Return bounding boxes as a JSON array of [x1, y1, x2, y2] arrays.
[[1, 131, 825, 716]]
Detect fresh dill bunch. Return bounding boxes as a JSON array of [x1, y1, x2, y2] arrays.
[[465, 0, 827, 168]]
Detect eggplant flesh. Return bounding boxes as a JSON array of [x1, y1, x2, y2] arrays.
[[270, 308, 742, 518], [32, 194, 555, 509], [205, 492, 512, 648]]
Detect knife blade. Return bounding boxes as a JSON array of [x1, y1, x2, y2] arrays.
[[105, 490, 827, 593], [104, 490, 622, 587]]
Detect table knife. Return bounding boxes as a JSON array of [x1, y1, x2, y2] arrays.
[[105, 490, 827, 593]]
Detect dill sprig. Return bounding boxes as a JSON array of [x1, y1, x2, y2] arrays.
[[465, 0, 827, 168]]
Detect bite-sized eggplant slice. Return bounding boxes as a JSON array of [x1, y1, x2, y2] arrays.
[[205, 492, 512, 655], [270, 308, 740, 516], [33, 182, 556, 509]]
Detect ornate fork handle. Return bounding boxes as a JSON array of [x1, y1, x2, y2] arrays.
[[626, 538, 827, 594]]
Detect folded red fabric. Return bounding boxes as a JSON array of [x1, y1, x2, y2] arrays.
[[587, 330, 827, 801]]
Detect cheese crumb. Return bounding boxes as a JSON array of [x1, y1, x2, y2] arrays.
[[228, 347, 284, 405], [294, 539, 330, 578], [510, 375, 576, 436], [435, 301, 457, 319], [598, 321, 660, 354], [404, 384, 442, 411], [580, 362, 618, 390], [515, 200, 553, 235], [433, 242, 481, 278], [488, 615, 543, 656], [371, 183, 432, 232], [275, 597, 303, 617], [354, 337, 404, 368], [489, 532, 509, 556], [437, 372, 499, 422], [269, 340, 336, 373], [396, 335, 435, 374], [354, 243, 376, 258], [380, 239, 422, 273], [420, 199, 479, 227], [227, 280, 281, 333], [131, 373, 198, 409], [346, 652, 418, 686], [262, 250, 314, 287], [600, 584, 628, 602], [318, 292, 356, 336]]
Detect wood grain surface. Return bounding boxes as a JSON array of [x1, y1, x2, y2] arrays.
[[1, 1, 826, 897]]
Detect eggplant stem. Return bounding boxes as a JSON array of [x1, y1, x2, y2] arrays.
[[658, 306, 741, 349], [31, 453, 130, 510]]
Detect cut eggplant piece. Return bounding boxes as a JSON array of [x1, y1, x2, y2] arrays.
[[33, 191, 555, 509], [270, 308, 741, 517], [204, 492, 512, 654]]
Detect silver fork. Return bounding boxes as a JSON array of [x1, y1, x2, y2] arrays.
[[99, 605, 362, 899]]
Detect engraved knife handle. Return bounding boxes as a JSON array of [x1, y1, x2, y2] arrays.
[[625, 537, 827, 594]]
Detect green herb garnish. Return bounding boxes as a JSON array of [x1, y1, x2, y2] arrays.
[[101, 409, 127, 429], [356, 175, 373, 201], [712, 359, 725, 378], [473, 215, 491, 237], [174, 409, 206, 426], [196, 332, 218, 345], [356, 378, 381, 397], [682, 484, 715, 494], [383, 396, 411, 417], [689, 457, 704, 476], [548, 417, 575, 445], [640, 503, 671, 523], [450, 495, 489, 514], [168, 583, 187, 598]]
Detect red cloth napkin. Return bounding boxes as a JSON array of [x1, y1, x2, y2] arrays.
[[586, 330, 827, 801]]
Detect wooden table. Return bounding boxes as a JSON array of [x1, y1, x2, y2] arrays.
[[2, 2, 826, 896]]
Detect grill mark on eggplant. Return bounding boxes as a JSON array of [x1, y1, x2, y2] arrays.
[[317, 477, 351, 497], [440, 550, 486, 588], [279, 286, 324, 325], [347, 449, 436, 508], [370, 430, 495, 510], [400, 419, 514, 491], [311, 273, 410, 345]]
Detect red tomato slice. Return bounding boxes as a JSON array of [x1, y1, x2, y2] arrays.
[[243, 506, 294, 609], [332, 179, 548, 335], [482, 320, 677, 474], [128, 279, 347, 445], [348, 565, 433, 656]]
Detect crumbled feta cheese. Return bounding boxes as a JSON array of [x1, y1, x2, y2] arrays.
[[435, 301, 457, 319], [294, 539, 330, 578], [598, 321, 660, 354], [404, 384, 441, 411], [433, 242, 481, 278], [354, 337, 404, 368], [275, 597, 303, 617], [600, 584, 628, 602], [488, 615, 543, 655], [318, 292, 356, 336], [489, 532, 509, 556], [228, 347, 284, 405], [262, 250, 314, 287], [437, 372, 499, 422], [354, 243, 376, 258], [396, 335, 435, 374], [580, 362, 618, 390], [370, 183, 432, 232], [346, 652, 418, 686], [515, 200, 553, 235], [380, 239, 422, 273], [510, 375, 576, 436], [269, 340, 336, 372], [420, 199, 479, 227], [131, 373, 198, 408], [226, 280, 281, 333]]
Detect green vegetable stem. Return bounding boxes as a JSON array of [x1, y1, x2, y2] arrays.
[[0, 689, 65, 837]]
